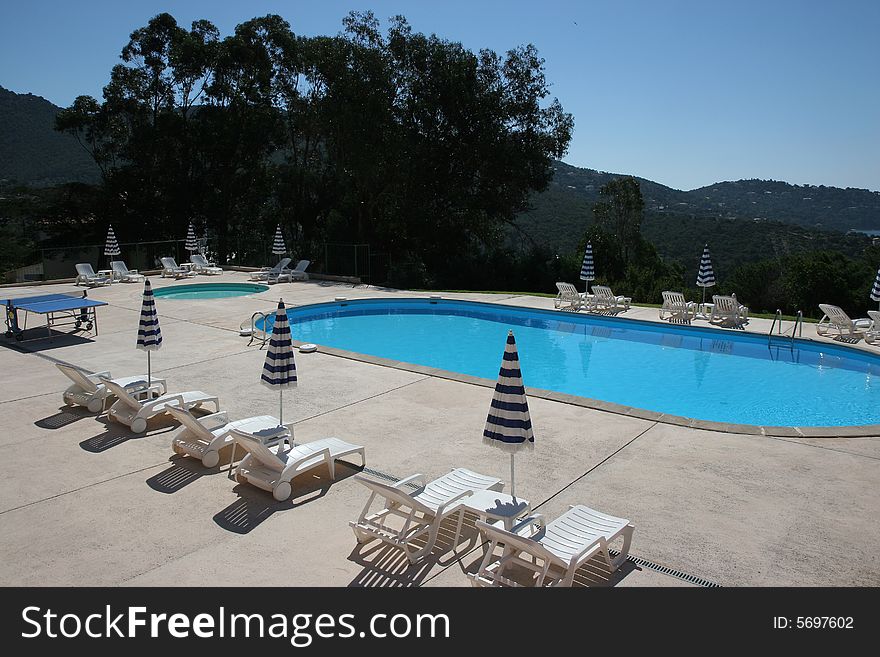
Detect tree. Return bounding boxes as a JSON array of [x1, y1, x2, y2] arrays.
[[592, 177, 644, 267]]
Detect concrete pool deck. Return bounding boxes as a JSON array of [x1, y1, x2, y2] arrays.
[[0, 272, 877, 587]]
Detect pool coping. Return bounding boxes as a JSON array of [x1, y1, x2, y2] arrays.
[[261, 296, 880, 440]]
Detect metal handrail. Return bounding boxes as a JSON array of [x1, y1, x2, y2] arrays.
[[791, 310, 803, 341], [768, 309, 783, 343], [248, 311, 270, 348]]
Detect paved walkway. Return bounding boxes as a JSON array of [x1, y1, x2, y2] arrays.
[[0, 272, 877, 586]]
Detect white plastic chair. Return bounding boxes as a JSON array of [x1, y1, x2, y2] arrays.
[[817, 304, 871, 339], [231, 431, 366, 501], [101, 378, 219, 434], [350, 468, 503, 563], [554, 282, 583, 312], [471, 504, 635, 587], [110, 261, 144, 283], [167, 406, 288, 468], [659, 291, 696, 323], [74, 263, 111, 287], [189, 254, 223, 275], [591, 285, 631, 313], [250, 257, 292, 281], [160, 257, 195, 279], [56, 363, 165, 413]]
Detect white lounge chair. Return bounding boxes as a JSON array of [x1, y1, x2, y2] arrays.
[[350, 468, 503, 563], [110, 261, 144, 283], [709, 294, 749, 327], [554, 282, 583, 312], [865, 310, 880, 345], [101, 378, 219, 434], [231, 432, 366, 501], [250, 257, 292, 281], [189, 254, 223, 275], [56, 363, 166, 413], [160, 257, 195, 279], [659, 291, 696, 323], [167, 406, 288, 468], [591, 285, 631, 313], [270, 259, 310, 283], [74, 263, 112, 287], [470, 504, 635, 587], [817, 304, 871, 340]]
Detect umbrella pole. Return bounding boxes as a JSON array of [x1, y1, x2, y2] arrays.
[[510, 453, 516, 499], [279, 390, 283, 426], [147, 352, 151, 387]]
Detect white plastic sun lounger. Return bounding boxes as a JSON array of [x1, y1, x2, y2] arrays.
[[160, 257, 196, 279], [470, 504, 635, 587], [167, 406, 288, 468], [269, 259, 310, 283], [554, 282, 583, 312], [659, 291, 696, 323], [865, 310, 880, 345], [590, 285, 631, 313], [817, 304, 871, 339], [75, 263, 112, 287], [101, 378, 219, 434], [110, 260, 144, 283], [189, 254, 223, 275], [56, 363, 166, 413], [230, 431, 366, 501], [709, 294, 749, 327], [250, 257, 292, 281], [350, 468, 504, 563]]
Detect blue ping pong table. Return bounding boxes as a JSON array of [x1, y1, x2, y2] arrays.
[[2, 292, 108, 342]]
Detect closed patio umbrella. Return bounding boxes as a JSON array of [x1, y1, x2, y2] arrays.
[[261, 299, 297, 427], [104, 225, 120, 264], [483, 330, 534, 497], [579, 242, 595, 294], [185, 222, 199, 254], [696, 244, 716, 316], [136, 279, 162, 386], [272, 224, 287, 256]]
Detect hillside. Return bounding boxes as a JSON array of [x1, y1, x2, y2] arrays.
[[0, 86, 100, 186]]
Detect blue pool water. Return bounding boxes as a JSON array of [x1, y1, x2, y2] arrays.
[[260, 298, 880, 427], [154, 283, 269, 300]]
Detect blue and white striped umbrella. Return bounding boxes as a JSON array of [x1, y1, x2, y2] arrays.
[[262, 298, 297, 424], [185, 222, 199, 253], [136, 279, 162, 384], [483, 330, 534, 496], [104, 225, 120, 257], [696, 244, 716, 310], [696, 245, 716, 287], [272, 224, 287, 255], [870, 266, 880, 307], [579, 242, 595, 294]]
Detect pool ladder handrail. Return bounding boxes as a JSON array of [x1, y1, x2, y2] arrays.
[[248, 310, 271, 348], [768, 309, 803, 346]]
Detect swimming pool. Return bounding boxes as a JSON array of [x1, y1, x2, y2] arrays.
[[154, 283, 269, 300], [258, 298, 880, 427]]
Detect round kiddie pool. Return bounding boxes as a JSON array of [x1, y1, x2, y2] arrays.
[[256, 297, 880, 428], [154, 283, 269, 300]]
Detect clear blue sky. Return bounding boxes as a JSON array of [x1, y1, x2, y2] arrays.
[[1, 0, 878, 191]]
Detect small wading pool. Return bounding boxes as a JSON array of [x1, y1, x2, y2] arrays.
[[257, 298, 880, 427], [154, 283, 269, 300]]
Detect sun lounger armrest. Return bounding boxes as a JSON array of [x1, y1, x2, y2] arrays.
[[392, 473, 427, 489], [149, 394, 186, 411], [435, 489, 474, 516], [87, 371, 112, 383], [199, 411, 230, 431], [508, 514, 546, 536]]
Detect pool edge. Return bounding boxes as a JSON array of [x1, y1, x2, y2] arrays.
[[293, 338, 880, 439]]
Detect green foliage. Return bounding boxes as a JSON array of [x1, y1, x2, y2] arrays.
[[50, 11, 573, 275], [592, 176, 644, 266]]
